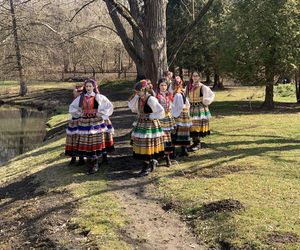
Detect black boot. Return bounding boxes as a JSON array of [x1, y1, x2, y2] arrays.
[[102, 152, 108, 163], [78, 157, 85, 165], [188, 139, 201, 152], [87, 159, 99, 175], [170, 150, 176, 159], [149, 159, 158, 172], [69, 157, 76, 165], [191, 141, 201, 151], [137, 162, 151, 177], [180, 146, 189, 156], [165, 155, 172, 167]]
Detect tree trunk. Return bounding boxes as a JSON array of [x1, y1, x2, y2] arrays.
[[262, 84, 274, 109], [9, 0, 27, 96], [262, 67, 275, 109], [213, 73, 224, 89], [295, 68, 300, 103], [105, 0, 144, 79], [205, 69, 211, 85], [143, 0, 168, 86]]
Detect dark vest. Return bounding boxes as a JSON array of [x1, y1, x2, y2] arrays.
[[144, 96, 153, 114]]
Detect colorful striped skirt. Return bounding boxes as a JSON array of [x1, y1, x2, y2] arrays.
[[159, 112, 176, 152], [189, 102, 211, 138], [104, 119, 115, 153], [65, 115, 107, 158], [131, 118, 165, 160], [172, 109, 192, 146], [65, 117, 80, 155]]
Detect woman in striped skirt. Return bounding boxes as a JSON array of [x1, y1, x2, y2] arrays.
[[128, 80, 165, 177], [65, 79, 114, 174], [171, 76, 192, 156], [67, 83, 84, 165], [186, 72, 215, 151], [156, 78, 176, 166]]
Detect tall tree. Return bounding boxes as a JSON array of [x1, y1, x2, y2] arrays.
[[102, 0, 215, 84], [219, 0, 300, 108], [9, 0, 27, 96], [167, 0, 228, 88]]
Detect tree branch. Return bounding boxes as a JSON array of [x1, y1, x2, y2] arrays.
[[29, 21, 62, 36], [105, 0, 143, 64], [70, 0, 96, 22], [68, 24, 118, 39], [105, 0, 143, 42], [168, 0, 215, 67]]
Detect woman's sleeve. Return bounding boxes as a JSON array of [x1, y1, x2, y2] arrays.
[[96, 94, 114, 120], [148, 96, 165, 120], [128, 94, 139, 113], [171, 93, 183, 118], [202, 85, 215, 106], [69, 96, 81, 118]]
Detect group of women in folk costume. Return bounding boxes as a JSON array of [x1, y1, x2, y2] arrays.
[[65, 79, 115, 175], [128, 71, 214, 177], [64, 71, 214, 177]]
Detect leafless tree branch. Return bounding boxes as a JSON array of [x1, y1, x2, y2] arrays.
[[69, 0, 96, 22]]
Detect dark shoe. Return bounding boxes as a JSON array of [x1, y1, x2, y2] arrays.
[[87, 160, 99, 175], [78, 157, 85, 165], [191, 142, 201, 151], [69, 157, 76, 165], [137, 163, 151, 177], [87, 165, 99, 175], [102, 153, 108, 163], [149, 159, 158, 172], [137, 168, 151, 177], [170, 151, 176, 159], [166, 156, 172, 167], [180, 146, 189, 156]]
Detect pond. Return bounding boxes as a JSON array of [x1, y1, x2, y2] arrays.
[[0, 105, 47, 166]]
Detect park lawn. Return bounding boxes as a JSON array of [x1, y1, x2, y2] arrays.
[[153, 84, 300, 249], [0, 129, 130, 250], [0, 82, 132, 249], [0, 81, 298, 249]]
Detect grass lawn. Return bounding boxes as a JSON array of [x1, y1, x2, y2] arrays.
[[153, 83, 300, 249], [0, 80, 134, 249], [0, 81, 299, 249]]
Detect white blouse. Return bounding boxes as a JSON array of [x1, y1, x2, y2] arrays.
[[201, 84, 215, 106], [128, 94, 165, 120], [69, 92, 113, 120], [171, 93, 190, 118]]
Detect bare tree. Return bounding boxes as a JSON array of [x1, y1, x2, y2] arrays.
[[9, 0, 27, 96]]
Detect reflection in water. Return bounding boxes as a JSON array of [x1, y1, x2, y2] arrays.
[[0, 105, 47, 166]]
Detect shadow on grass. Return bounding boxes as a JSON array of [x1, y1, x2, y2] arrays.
[[211, 100, 300, 116], [178, 136, 300, 181]]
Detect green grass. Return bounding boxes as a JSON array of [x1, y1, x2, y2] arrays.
[[1, 82, 299, 249], [0, 111, 130, 249], [151, 84, 300, 249]]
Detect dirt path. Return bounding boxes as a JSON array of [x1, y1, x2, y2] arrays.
[[108, 101, 205, 250], [0, 88, 205, 249]]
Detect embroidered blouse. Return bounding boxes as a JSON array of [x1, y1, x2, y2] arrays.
[[171, 92, 190, 118], [69, 92, 113, 120], [128, 94, 165, 120]]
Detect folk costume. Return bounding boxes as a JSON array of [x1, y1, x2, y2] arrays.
[[128, 81, 165, 176], [171, 77, 192, 156], [65, 80, 114, 174], [156, 83, 176, 166], [186, 81, 214, 150], [67, 83, 84, 165]]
